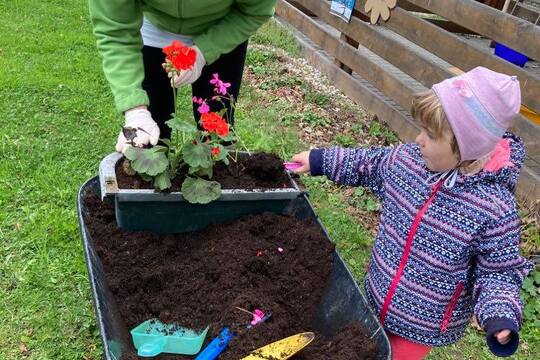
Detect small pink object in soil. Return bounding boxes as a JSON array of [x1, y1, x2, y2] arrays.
[[251, 309, 265, 326], [278, 247, 284, 253]]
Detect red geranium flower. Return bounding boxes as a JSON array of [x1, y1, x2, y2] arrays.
[[201, 112, 229, 137], [163, 40, 196, 71], [215, 121, 229, 137], [211, 146, 221, 156]]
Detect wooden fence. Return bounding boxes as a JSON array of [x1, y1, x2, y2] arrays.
[[275, 0, 540, 199]]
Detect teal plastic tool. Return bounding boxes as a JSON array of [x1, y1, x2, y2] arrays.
[[130, 319, 209, 357]]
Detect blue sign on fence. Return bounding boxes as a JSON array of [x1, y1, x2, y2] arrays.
[[330, 0, 357, 22]]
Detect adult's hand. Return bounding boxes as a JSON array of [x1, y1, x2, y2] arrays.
[[115, 107, 160, 153], [172, 45, 206, 87]]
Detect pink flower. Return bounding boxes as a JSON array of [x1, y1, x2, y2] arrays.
[[193, 96, 210, 114], [210, 73, 231, 95], [198, 101, 209, 114]]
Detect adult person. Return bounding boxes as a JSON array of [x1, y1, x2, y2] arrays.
[[88, 1, 276, 153]]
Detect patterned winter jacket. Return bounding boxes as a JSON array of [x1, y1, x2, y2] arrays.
[[309, 133, 532, 356]]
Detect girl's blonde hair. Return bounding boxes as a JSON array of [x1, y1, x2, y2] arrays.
[[411, 90, 459, 155]]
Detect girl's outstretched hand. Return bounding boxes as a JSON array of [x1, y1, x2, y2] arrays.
[[291, 151, 311, 174], [494, 329, 512, 345]]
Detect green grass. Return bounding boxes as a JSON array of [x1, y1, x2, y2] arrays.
[[0, 1, 537, 359]]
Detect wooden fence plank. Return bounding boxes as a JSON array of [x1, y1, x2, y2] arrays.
[[402, 0, 540, 61], [335, 34, 358, 74]]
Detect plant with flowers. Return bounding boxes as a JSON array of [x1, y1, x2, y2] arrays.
[[123, 40, 242, 204]]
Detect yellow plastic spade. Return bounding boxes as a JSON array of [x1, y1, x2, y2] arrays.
[[240, 332, 315, 360]]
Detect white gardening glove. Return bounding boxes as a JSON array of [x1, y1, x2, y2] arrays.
[[115, 107, 160, 153], [172, 45, 206, 87]]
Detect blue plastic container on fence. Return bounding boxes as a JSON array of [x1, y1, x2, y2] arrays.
[[494, 43, 528, 67]]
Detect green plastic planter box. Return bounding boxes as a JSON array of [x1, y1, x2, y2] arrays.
[[78, 177, 391, 360], [99, 152, 304, 233]]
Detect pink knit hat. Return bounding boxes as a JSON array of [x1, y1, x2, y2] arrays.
[[432, 66, 521, 161]]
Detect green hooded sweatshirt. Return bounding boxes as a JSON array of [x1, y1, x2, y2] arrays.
[[89, 0, 276, 113]]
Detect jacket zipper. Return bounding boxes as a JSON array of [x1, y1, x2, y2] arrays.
[[441, 282, 464, 332], [379, 180, 443, 325]]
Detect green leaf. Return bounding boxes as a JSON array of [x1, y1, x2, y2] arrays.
[[354, 188, 365, 197], [140, 173, 153, 182], [166, 117, 198, 133], [130, 148, 169, 176], [160, 138, 172, 147], [181, 177, 221, 204], [533, 271, 540, 284], [124, 146, 141, 161], [524, 302, 535, 318], [523, 277, 535, 292], [169, 153, 182, 174], [219, 133, 236, 142], [154, 172, 172, 190], [183, 142, 212, 168], [197, 167, 213, 178], [153, 145, 169, 153]]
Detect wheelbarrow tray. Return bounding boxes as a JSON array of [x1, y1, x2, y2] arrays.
[[77, 176, 391, 359]]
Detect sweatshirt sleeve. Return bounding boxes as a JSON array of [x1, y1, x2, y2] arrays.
[[89, 0, 149, 113], [194, 0, 276, 64], [473, 209, 533, 357], [309, 145, 395, 198]]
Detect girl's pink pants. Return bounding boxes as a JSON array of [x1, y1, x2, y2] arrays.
[[388, 333, 432, 360]]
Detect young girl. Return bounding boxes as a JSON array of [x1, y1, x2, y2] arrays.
[[291, 67, 532, 359]]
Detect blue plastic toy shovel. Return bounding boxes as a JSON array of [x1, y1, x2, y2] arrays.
[[194, 327, 234, 360], [130, 319, 209, 357], [195, 312, 272, 360]]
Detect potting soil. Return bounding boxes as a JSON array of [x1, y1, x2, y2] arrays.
[[83, 193, 377, 359], [116, 152, 293, 191]]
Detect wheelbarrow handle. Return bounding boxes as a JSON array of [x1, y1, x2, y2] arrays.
[[195, 327, 234, 360]]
